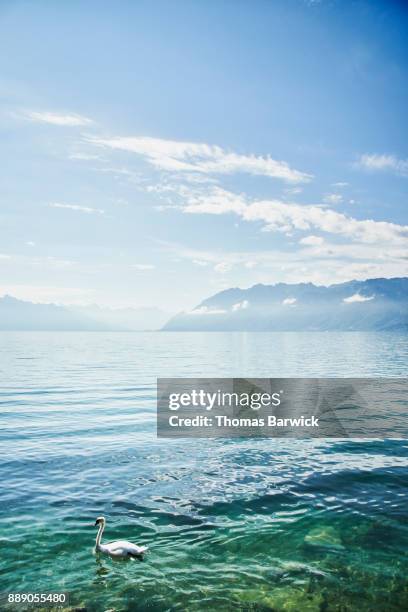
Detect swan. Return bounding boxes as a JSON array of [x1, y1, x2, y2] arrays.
[[94, 516, 148, 558]]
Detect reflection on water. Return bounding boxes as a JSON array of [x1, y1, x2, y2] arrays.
[[0, 332, 407, 611]]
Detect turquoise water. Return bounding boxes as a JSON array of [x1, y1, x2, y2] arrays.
[[0, 331, 407, 611]]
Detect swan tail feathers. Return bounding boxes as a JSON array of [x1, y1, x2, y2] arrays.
[[129, 545, 148, 556]]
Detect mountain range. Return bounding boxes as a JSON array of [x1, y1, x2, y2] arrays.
[[163, 277, 408, 332], [1, 278, 407, 332], [0, 295, 169, 331]]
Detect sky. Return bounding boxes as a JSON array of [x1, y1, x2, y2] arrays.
[[0, 0, 407, 312]]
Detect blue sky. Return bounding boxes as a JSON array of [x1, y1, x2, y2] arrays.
[[0, 0, 407, 311]]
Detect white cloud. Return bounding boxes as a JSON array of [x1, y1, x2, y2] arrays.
[[232, 300, 249, 311], [26, 241, 36, 247], [24, 111, 93, 126], [343, 293, 375, 303], [184, 186, 247, 215], [214, 261, 233, 274], [282, 297, 297, 306], [133, 264, 155, 270], [182, 187, 408, 245], [323, 193, 343, 205], [86, 135, 312, 183], [0, 254, 11, 260], [244, 199, 408, 244], [188, 305, 227, 315], [163, 240, 408, 287], [192, 259, 209, 267], [358, 154, 408, 177], [244, 261, 257, 269], [49, 202, 105, 215], [299, 235, 324, 246], [332, 182, 349, 188]]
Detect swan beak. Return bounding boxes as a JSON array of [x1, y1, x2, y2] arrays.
[[94, 520, 99, 526]]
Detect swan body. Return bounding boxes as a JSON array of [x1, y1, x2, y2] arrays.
[[94, 516, 148, 558]]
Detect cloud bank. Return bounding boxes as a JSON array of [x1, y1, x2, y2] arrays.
[[181, 186, 408, 245]]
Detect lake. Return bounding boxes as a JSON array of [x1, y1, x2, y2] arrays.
[[0, 331, 407, 611]]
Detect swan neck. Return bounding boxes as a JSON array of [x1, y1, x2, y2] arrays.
[[96, 522, 104, 548]]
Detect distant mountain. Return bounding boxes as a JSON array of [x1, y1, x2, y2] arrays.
[[163, 278, 408, 331], [0, 295, 170, 331], [69, 304, 170, 331]]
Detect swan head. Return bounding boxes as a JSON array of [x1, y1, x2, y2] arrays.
[[94, 516, 105, 527]]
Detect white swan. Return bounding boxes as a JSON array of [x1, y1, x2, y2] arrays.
[[94, 516, 148, 558]]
